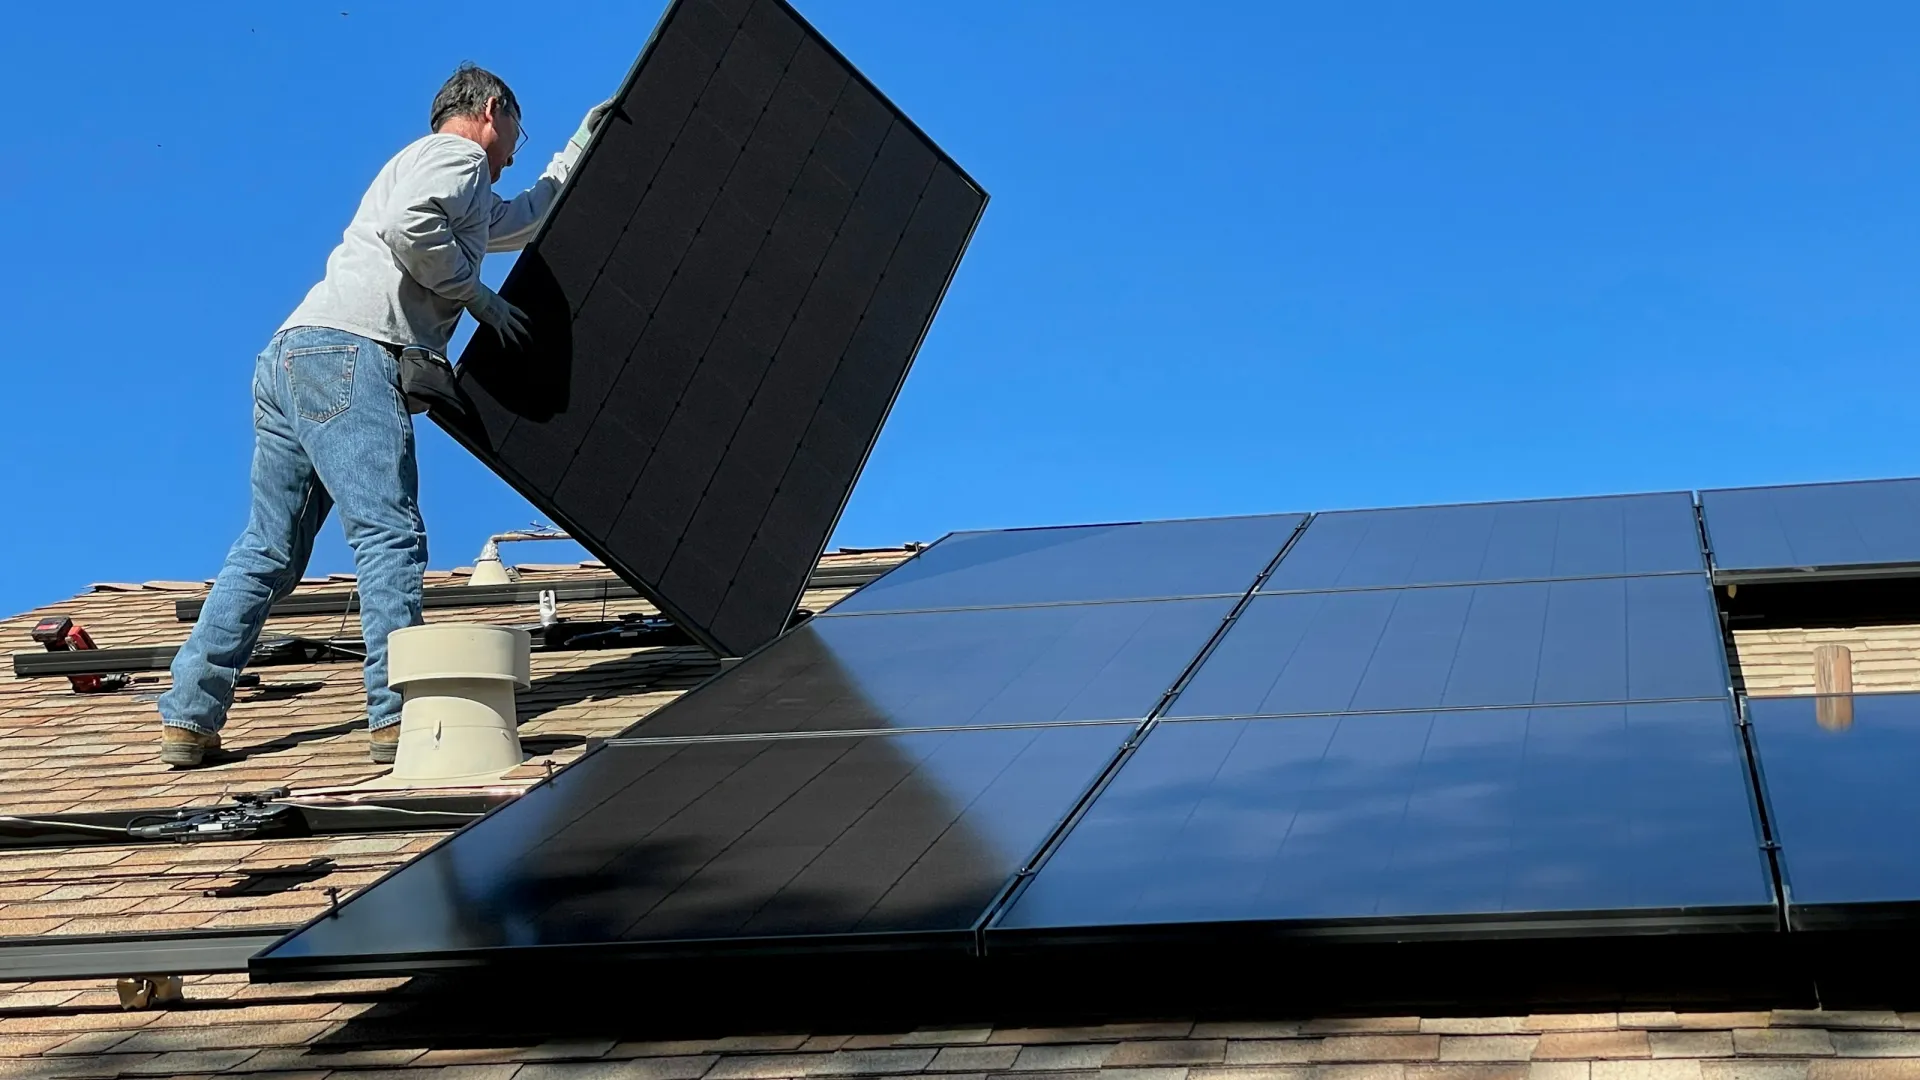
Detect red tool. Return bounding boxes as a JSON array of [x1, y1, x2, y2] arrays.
[[30, 617, 131, 694]]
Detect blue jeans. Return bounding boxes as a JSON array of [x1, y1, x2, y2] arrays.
[[160, 327, 427, 736]]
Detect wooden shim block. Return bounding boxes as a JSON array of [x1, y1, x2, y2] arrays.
[[1814, 644, 1854, 730]]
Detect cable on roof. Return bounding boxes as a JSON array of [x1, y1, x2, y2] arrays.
[[0, 815, 132, 835], [273, 801, 484, 818], [0, 859, 417, 891]]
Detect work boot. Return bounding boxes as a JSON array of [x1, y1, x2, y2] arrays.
[[369, 724, 401, 765], [159, 725, 221, 768]]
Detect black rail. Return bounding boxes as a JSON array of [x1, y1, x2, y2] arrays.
[[169, 564, 891, 622]]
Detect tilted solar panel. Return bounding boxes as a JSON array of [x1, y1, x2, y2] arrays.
[[1700, 478, 1920, 584], [437, 0, 987, 657], [994, 701, 1776, 943]]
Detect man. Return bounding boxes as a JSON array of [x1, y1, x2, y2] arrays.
[[158, 64, 613, 767]]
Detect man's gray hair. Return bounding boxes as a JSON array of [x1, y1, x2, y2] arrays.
[[429, 63, 520, 132]]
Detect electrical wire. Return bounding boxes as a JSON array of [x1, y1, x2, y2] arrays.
[[0, 815, 132, 835], [0, 798, 489, 848], [0, 858, 418, 891], [272, 801, 484, 817]]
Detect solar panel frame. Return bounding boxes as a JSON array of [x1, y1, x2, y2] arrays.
[[1700, 478, 1920, 585], [432, 0, 988, 658], [987, 701, 1779, 947]]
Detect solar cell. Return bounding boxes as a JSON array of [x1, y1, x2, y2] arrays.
[[1263, 493, 1703, 593], [1169, 574, 1728, 718], [827, 515, 1306, 615], [437, 0, 987, 658], [1700, 478, 1920, 584], [992, 701, 1775, 942], [1746, 693, 1920, 928], [254, 724, 1132, 976], [627, 597, 1236, 738]]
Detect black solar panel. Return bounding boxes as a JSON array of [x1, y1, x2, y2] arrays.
[[1263, 493, 1703, 594], [1169, 574, 1728, 719], [1700, 479, 1920, 584], [438, 0, 987, 657], [253, 724, 1131, 976], [626, 597, 1236, 738], [993, 701, 1775, 943], [1746, 693, 1920, 929], [827, 515, 1305, 615]]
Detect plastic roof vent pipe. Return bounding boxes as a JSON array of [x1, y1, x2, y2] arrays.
[[385, 625, 531, 785]]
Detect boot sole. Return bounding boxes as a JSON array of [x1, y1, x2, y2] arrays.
[[160, 746, 207, 768], [369, 743, 399, 765]]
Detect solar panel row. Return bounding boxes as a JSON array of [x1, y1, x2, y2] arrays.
[[259, 492, 1804, 978], [1702, 478, 1920, 583]]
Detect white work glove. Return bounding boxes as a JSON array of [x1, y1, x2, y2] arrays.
[[466, 284, 530, 349], [570, 99, 617, 151]]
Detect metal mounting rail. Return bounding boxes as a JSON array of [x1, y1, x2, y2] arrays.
[[14, 617, 706, 681], [13, 636, 363, 679], [0, 928, 293, 981], [169, 564, 893, 622]]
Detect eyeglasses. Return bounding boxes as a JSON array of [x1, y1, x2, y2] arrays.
[[492, 98, 528, 159]]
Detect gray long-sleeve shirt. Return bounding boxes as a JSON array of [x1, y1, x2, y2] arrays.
[[281, 132, 581, 353]]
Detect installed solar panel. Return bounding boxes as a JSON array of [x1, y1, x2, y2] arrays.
[[254, 724, 1130, 976], [1746, 693, 1920, 929], [1262, 493, 1703, 594], [992, 702, 1775, 943], [626, 597, 1235, 738], [1700, 478, 1920, 584], [826, 515, 1305, 615], [259, 478, 1777, 977], [1169, 574, 1728, 719], [438, 0, 987, 658]]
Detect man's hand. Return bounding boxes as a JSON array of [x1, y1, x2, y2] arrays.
[[467, 284, 530, 349], [571, 99, 617, 151]]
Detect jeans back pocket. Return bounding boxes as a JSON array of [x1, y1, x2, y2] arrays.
[[286, 343, 357, 423]]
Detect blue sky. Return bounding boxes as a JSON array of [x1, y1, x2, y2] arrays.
[[4, 2, 1919, 619]]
